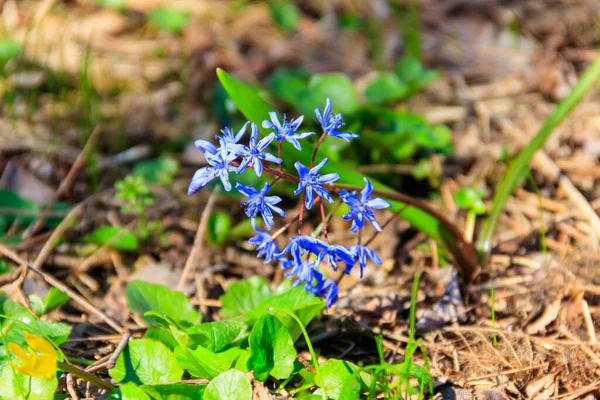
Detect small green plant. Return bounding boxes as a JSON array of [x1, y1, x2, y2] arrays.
[[147, 7, 191, 34], [114, 175, 162, 241], [269, 0, 300, 32], [455, 188, 486, 243]]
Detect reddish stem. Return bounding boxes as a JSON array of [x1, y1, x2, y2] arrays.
[[309, 133, 327, 169], [319, 200, 328, 242]]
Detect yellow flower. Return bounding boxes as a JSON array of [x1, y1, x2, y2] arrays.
[[8, 332, 58, 379]]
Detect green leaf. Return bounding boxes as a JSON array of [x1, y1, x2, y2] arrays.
[[126, 281, 201, 327], [297, 73, 358, 116], [174, 345, 245, 379], [0, 260, 10, 275], [134, 157, 179, 184], [365, 72, 408, 105], [203, 369, 252, 400], [219, 276, 273, 317], [248, 286, 324, 340], [83, 225, 139, 251], [267, 68, 309, 106], [147, 7, 191, 34], [394, 56, 440, 95], [0, 190, 67, 229], [207, 211, 231, 245], [269, 0, 300, 32], [216, 68, 477, 277], [186, 318, 248, 352], [31, 288, 70, 316], [0, 292, 71, 345], [145, 327, 179, 351], [477, 55, 600, 255], [110, 339, 183, 385], [247, 313, 296, 381], [0, 366, 57, 400], [142, 383, 206, 399], [455, 188, 486, 215], [108, 382, 152, 400], [315, 360, 362, 400], [0, 38, 22, 65]]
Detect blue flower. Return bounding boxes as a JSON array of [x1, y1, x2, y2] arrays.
[[249, 223, 280, 263], [194, 139, 219, 156], [315, 244, 354, 271], [280, 253, 339, 308], [262, 112, 314, 150], [236, 182, 285, 230], [294, 158, 339, 209], [237, 123, 282, 177], [281, 257, 320, 288], [276, 235, 327, 263], [310, 278, 338, 309], [348, 245, 382, 278], [315, 99, 358, 142], [188, 145, 238, 194], [217, 122, 249, 148], [340, 178, 390, 232]]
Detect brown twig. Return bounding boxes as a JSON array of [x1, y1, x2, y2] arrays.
[[178, 186, 219, 291], [85, 329, 132, 373], [0, 243, 124, 333], [24, 126, 101, 238]]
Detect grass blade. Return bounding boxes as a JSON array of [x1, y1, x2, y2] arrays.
[[476, 56, 600, 255], [216, 68, 478, 280]]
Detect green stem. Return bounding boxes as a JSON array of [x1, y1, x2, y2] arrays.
[[476, 55, 600, 256], [58, 361, 115, 392], [273, 308, 320, 376]]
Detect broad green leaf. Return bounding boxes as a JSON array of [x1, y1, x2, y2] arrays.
[[394, 56, 440, 95], [186, 318, 248, 352], [297, 73, 358, 117], [269, 0, 300, 32], [125, 281, 201, 327], [110, 339, 183, 385], [31, 288, 70, 316], [216, 68, 477, 278], [108, 382, 152, 400], [83, 226, 139, 251], [0, 366, 57, 400], [207, 211, 231, 245], [145, 327, 179, 351], [219, 276, 273, 317], [315, 360, 360, 400], [248, 287, 324, 340], [267, 68, 309, 106], [203, 369, 252, 400], [174, 345, 245, 379], [365, 72, 408, 105], [142, 383, 206, 399], [148, 7, 191, 34], [134, 157, 179, 184], [0, 292, 71, 345], [247, 313, 296, 381], [42, 288, 70, 314]]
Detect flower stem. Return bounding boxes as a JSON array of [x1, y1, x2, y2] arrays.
[[309, 133, 327, 169], [58, 361, 115, 392]]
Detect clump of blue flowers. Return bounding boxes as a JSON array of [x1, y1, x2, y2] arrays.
[[188, 99, 391, 308]]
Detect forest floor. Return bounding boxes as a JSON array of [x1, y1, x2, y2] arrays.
[[2, 0, 600, 399]]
